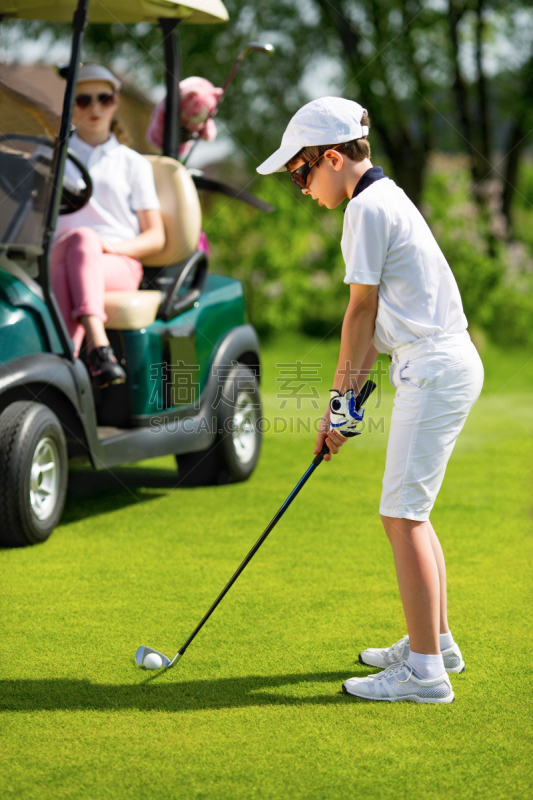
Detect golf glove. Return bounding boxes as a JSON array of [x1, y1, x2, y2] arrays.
[[329, 389, 365, 438]]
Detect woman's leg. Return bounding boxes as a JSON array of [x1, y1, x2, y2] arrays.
[[51, 228, 108, 355], [50, 260, 86, 355], [78, 314, 108, 352], [51, 227, 142, 356], [62, 227, 109, 353], [380, 515, 441, 655]]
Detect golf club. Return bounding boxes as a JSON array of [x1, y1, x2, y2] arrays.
[[182, 42, 275, 165], [135, 380, 376, 671]]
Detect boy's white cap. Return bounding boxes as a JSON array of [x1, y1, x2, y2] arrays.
[[76, 64, 120, 91], [257, 96, 368, 175]]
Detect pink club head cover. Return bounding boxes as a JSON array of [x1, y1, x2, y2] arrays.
[[146, 76, 223, 156]]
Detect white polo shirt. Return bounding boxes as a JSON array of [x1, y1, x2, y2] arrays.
[[55, 132, 160, 244], [342, 168, 467, 354]]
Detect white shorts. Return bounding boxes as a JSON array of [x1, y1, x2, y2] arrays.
[[380, 331, 484, 522]]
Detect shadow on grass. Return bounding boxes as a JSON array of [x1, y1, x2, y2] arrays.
[[61, 466, 180, 525], [0, 669, 374, 712]]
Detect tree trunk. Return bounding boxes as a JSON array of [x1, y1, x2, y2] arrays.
[[474, 0, 492, 185], [449, 2, 475, 172], [449, 0, 499, 251], [502, 120, 527, 235], [314, 0, 429, 207]]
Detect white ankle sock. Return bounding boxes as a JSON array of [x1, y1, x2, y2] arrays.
[[407, 651, 445, 680], [439, 631, 454, 651]]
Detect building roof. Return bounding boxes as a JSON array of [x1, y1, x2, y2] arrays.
[[0, 63, 155, 150]]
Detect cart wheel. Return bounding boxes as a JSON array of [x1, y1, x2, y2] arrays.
[[176, 365, 262, 487], [0, 401, 68, 547]]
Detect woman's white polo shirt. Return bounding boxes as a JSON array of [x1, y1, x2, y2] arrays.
[[55, 132, 160, 244]]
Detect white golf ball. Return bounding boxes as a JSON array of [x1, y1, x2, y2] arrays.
[[144, 652, 163, 670]]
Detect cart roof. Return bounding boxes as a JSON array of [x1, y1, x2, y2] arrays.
[[0, 0, 228, 24]]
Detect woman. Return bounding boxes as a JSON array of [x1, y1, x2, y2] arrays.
[[52, 64, 165, 388]]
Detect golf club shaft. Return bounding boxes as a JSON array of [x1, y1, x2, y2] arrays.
[[220, 46, 249, 95], [181, 50, 247, 167], [182, 43, 274, 165], [173, 380, 377, 663]]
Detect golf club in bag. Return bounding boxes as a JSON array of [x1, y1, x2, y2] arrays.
[[182, 42, 275, 165], [135, 380, 377, 671]]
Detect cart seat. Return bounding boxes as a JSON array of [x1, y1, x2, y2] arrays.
[[141, 155, 202, 267], [104, 290, 164, 330], [102, 156, 202, 330]]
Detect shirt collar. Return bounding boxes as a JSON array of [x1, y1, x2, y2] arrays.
[[71, 131, 119, 154], [351, 165, 386, 199]]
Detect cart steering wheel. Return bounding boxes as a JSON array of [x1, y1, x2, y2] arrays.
[[0, 135, 92, 215]]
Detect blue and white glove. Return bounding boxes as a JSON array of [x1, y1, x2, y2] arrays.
[[329, 389, 365, 438]]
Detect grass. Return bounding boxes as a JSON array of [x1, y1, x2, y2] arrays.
[[1, 336, 532, 799]]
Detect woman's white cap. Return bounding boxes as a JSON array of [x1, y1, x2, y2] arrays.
[[76, 63, 120, 91], [257, 96, 368, 175]]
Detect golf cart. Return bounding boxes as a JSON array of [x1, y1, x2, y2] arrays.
[[0, 0, 267, 547]]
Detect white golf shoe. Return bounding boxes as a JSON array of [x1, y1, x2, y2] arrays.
[[358, 635, 465, 674], [343, 662, 454, 704]]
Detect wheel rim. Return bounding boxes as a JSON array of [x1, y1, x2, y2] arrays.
[[29, 437, 60, 521], [232, 390, 258, 465]]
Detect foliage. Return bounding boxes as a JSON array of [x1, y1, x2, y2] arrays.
[[422, 159, 504, 328], [512, 158, 533, 254], [423, 156, 533, 346], [203, 178, 349, 338], [9, 2, 533, 212], [205, 156, 533, 344]]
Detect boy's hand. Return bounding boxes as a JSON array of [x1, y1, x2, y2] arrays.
[[313, 405, 348, 462]]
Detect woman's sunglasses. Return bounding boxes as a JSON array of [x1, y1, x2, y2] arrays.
[[289, 145, 341, 189], [75, 92, 116, 109]]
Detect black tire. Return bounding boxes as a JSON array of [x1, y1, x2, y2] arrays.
[[0, 401, 68, 547], [176, 365, 262, 487]]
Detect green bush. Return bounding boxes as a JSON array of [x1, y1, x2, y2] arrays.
[[481, 276, 533, 347], [203, 179, 349, 338], [423, 157, 533, 346], [422, 163, 504, 330]]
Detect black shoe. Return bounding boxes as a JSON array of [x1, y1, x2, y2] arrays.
[[88, 346, 126, 389]]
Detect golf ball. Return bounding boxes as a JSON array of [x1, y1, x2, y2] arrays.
[[144, 652, 163, 670]]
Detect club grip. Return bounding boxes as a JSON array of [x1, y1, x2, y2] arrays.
[[355, 379, 377, 411], [313, 380, 377, 466]]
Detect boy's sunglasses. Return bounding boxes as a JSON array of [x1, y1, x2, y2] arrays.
[[75, 92, 116, 109], [289, 145, 341, 189]]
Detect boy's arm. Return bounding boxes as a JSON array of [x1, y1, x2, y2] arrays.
[[314, 283, 379, 460]]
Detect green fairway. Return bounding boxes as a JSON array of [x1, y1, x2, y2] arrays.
[[1, 337, 532, 799]]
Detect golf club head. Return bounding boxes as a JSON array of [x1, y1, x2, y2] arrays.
[[135, 645, 171, 669], [244, 42, 275, 55]]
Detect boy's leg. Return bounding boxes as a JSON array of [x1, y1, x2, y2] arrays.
[[381, 514, 440, 655], [427, 521, 450, 635]]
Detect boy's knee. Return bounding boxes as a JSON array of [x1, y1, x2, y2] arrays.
[[381, 515, 430, 545]]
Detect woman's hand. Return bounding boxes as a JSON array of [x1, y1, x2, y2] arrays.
[[313, 405, 348, 462], [101, 209, 165, 260], [101, 239, 120, 254]]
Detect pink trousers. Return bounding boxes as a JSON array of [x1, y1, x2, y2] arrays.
[[51, 227, 143, 356]]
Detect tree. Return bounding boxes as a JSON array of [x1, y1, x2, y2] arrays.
[[448, 1, 533, 240], [11, 0, 533, 221]]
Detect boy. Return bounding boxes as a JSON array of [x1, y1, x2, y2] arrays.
[[257, 97, 484, 704]]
